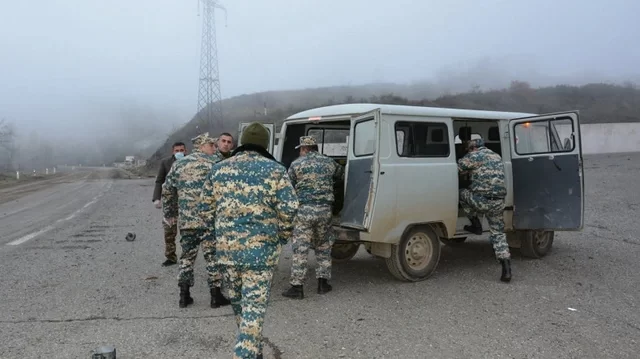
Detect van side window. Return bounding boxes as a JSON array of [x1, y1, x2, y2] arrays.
[[354, 119, 376, 156], [395, 121, 450, 157], [514, 118, 575, 155]]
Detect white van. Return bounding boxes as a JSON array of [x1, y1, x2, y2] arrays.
[[239, 103, 584, 282]]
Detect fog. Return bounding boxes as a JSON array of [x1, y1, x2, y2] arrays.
[[1, 0, 639, 170]]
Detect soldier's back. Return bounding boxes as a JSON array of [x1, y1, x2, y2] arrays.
[[172, 153, 216, 228], [470, 147, 507, 197], [290, 151, 338, 206], [210, 151, 298, 269]]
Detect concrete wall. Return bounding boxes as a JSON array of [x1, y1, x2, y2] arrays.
[[580, 123, 640, 154]]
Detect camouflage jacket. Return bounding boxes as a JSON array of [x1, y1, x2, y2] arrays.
[[162, 151, 221, 230], [288, 151, 343, 206], [457, 146, 507, 198], [199, 150, 299, 269]]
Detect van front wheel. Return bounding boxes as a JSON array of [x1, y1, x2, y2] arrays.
[[386, 226, 441, 282]]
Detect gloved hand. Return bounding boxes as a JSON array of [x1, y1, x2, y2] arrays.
[[163, 217, 176, 226], [154, 200, 161, 209]]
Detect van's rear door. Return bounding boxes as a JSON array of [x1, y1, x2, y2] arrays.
[[508, 111, 584, 230], [340, 109, 381, 231], [237, 122, 276, 154]]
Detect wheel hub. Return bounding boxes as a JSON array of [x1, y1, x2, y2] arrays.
[[405, 234, 432, 270], [534, 231, 549, 248]]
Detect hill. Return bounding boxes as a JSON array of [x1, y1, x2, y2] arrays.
[[147, 80, 640, 167]]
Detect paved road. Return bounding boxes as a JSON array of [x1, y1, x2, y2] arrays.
[[0, 155, 638, 359]]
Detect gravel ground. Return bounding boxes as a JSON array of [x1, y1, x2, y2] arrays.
[[0, 153, 638, 359]]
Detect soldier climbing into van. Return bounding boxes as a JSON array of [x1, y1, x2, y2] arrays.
[[282, 135, 344, 299], [458, 138, 512, 283]]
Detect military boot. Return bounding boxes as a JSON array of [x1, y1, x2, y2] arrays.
[[464, 216, 483, 235], [256, 353, 263, 359], [179, 284, 194, 308], [210, 287, 231, 308], [500, 259, 512, 282], [282, 285, 304, 299], [317, 278, 332, 294]]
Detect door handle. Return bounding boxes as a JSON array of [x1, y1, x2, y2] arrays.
[[364, 170, 372, 173]]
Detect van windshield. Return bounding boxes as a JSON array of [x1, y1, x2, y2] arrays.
[[307, 128, 350, 157]]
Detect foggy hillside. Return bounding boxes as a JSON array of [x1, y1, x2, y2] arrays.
[[149, 80, 640, 165]]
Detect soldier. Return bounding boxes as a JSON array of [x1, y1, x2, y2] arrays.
[[153, 141, 186, 266], [282, 136, 343, 299], [215, 132, 235, 160], [162, 133, 231, 308], [458, 138, 512, 282], [200, 122, 298, 359]]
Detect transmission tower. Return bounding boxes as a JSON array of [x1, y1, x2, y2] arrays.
[[196, 0, 227, 132]]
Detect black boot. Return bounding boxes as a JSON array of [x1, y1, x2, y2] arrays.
[[179, 284, 194, 308], [500, 259, 512, 282], [464, 216, 483, 235], [317, 278, 332, 294], [282, 285, 304, 299], [210, 287, 231, 308], [256, 353, 263, 359]]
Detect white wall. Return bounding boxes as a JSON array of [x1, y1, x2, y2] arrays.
[[580, 123, 640, 154]]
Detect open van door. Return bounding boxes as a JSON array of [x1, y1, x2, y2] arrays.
[[237, 122, 276, 154], [508, 111, 584, 230], [340, 109, 381, 231]]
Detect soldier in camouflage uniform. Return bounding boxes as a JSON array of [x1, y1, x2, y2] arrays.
[[162, 132, 232, 308], [457, 138, 512, 282], [200, 122, 298, 359], [282, 136, 344, 299]]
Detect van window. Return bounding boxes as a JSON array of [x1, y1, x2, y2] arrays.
[[514, 118, 574, 155], [395, 121, 450, 157], [307, 128, 350, 157], [354, 119, 375, 156]]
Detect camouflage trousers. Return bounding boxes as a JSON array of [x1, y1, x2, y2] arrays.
[[162, 221, 178, 262], [459, 189, 511, 260], [178, 228, 222, 288], [290, 204, 334, 286], [221, 265, 275, 359]]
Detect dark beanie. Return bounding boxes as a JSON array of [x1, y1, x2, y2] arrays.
[[240, 122, 270, 150]]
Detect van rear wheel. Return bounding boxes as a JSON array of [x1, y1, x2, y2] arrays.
[[519, 230, 554, 258], [386, 226, 441, 282], [331, 243, 360, 263]]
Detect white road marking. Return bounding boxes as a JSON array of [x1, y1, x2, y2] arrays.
[[6, 183, 112, 246], [6, 226, 55, 246]]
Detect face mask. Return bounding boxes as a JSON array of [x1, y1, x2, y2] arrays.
[[174, 152, 185, 159]]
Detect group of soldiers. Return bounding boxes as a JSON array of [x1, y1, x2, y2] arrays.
[[150, 122, 512, 358], [152, 123, 342, 359]]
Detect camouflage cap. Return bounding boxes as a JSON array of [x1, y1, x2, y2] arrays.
[[468, 138, 485, 148], [191, 132, 216, 146], [295, 135, 317, 149]]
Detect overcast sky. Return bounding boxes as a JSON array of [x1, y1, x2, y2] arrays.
[[1, 0, 639, 138]]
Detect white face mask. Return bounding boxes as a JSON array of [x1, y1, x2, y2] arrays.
[[174, 152, 185, 159]]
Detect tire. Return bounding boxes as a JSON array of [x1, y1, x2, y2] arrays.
[[331, 243, 360, 263], [519, 230, 554, 259], [386, 226, 441, 282]]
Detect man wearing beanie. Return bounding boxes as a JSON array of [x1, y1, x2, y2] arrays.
[[200, 122, 298, 359], [458, 138, 512, 282], [162, 132, 231, 309]]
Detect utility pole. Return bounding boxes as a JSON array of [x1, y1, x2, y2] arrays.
[[196, 0, 227, 133]]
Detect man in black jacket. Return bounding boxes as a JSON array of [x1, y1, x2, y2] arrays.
[[153, 141, 187, 266]]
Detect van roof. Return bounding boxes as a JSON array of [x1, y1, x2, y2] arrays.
[[285, 103, 537, 121]]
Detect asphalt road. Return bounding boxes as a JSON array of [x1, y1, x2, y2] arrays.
[[0, 155, 638, 359]]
